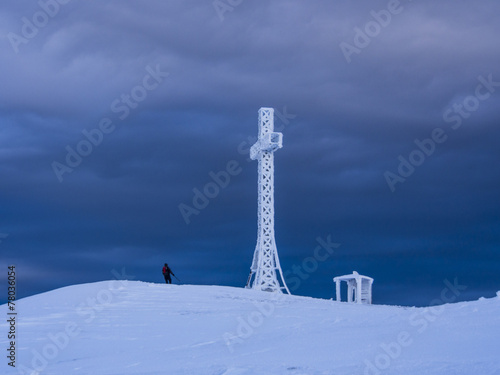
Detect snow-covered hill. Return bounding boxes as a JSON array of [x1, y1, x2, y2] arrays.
[[1, 280, 499, 375]]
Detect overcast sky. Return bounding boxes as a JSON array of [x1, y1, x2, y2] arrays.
[[1, 0, 499, 306]]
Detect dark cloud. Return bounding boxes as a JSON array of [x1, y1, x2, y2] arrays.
[[1, 0, 499, 306]]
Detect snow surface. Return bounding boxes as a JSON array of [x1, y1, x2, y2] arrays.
[[1, 280, 499, 375]]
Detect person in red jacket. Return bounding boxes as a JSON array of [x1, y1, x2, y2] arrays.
[[162, 263, 175, 284]]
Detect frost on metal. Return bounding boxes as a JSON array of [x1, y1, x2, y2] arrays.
[[246, 108, 290, 294], [334, 271, 373, 304]]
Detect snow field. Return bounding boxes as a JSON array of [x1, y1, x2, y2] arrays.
[[0, 281, 499, 375]]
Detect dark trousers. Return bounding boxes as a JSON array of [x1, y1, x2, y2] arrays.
[[164, 274, 172, 284]]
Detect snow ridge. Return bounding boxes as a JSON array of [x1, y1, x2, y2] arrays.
[[1, 281, 499, 375]]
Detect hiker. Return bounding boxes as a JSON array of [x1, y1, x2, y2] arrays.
[[162, 263, 175, 284]]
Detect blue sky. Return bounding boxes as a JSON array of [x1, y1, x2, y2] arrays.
[[1, 0, 499, 306]]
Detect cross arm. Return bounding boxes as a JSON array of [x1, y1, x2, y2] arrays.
[[249, 132, 283, 160]]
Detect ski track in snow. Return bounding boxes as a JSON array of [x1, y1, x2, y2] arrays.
[[0, 281, 499, 375]]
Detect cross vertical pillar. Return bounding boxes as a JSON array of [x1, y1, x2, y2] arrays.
[[245, 108, 290, 294]]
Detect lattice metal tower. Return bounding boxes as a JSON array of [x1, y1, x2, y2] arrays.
[[245, 108, 290, 294]]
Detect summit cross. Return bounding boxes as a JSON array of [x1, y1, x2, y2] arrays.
[[245, 107, 290, 294]]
